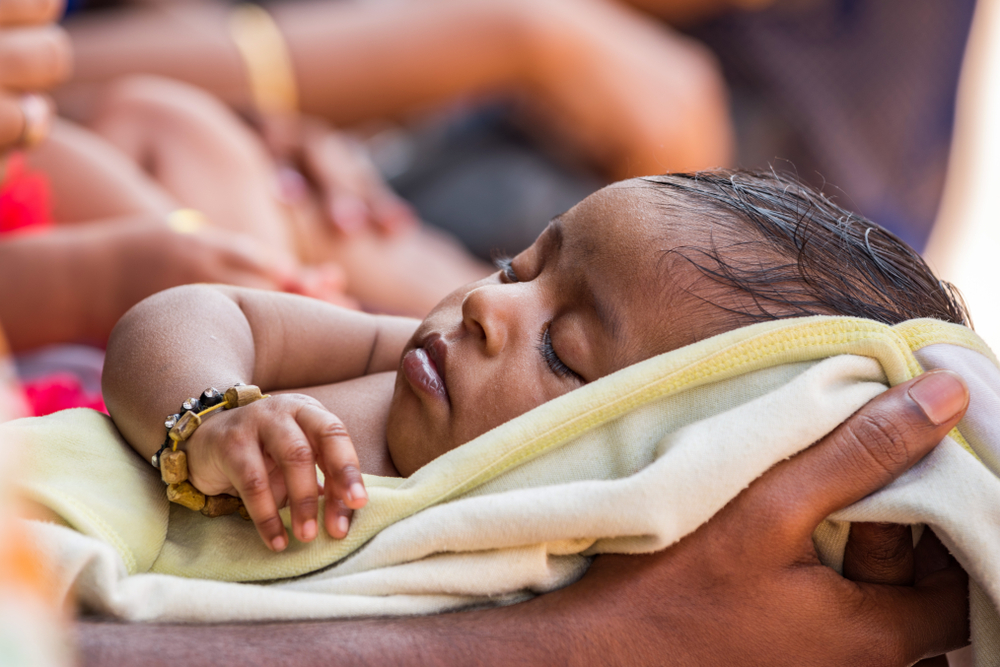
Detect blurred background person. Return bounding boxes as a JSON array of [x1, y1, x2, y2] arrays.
[[58, 0, 734, 259], [58, 0, 972, 262]]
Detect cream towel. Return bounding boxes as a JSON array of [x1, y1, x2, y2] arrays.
[[6, 316, 1000, 664]]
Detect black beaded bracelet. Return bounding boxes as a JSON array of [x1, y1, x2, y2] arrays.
[[151, 386, 228, 468], [153, 383, 268, 518]]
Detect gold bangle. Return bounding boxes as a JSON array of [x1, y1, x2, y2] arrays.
[[229, 4, 299, 117]]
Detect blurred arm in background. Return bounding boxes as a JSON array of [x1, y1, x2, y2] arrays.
[[61, 0, 734, 179]]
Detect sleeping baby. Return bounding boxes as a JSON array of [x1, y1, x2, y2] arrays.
[[102, 169, 969, 552]]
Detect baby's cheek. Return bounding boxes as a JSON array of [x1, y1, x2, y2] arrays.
[[455, 380, 566, 445], [387, 376, 576, 477]]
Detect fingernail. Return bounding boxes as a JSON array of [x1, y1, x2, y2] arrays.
[[346, 483, 367, 504], [908, 370, 968, 425], [271, 535, 287, 552], [303, 519, 317, 541], [337, 516, 350, 536]]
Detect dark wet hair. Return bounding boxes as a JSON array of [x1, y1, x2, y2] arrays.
[[641, 169, 970, 328]]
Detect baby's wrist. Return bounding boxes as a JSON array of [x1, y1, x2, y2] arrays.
[[154, 384, 268, 518]]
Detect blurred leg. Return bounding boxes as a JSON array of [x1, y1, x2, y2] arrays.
[[25, 118, 175, 222], [87, 75, 489, 315], [89, 75, 298, 259]]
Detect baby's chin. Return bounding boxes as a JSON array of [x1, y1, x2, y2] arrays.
[[383, 374, 433, 477], [384, 379, 408, 473]]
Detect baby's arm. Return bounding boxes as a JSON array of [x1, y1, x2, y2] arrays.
[[103, 284, 417, 549]]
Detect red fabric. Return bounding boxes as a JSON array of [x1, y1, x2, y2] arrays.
[[22, 373, 107, 417], [0, 152, 53, 235]]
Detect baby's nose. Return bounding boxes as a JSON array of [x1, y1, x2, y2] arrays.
[[461, 285, 519, 356]]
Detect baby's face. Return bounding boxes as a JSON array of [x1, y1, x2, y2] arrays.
[[386, 180, 709, 475]]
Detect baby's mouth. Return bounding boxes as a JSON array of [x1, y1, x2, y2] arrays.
[[401, 335, 449, 403]]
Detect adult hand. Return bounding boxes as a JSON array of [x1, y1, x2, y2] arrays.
[[75, 371, 972, 667], [845, 523, 959, 667], [540, 370, 970, 666], [107, 217, 299, 306], [0, 0, 72, 152]]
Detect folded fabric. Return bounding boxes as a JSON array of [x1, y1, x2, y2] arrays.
[[7, 316, 1000, 665]]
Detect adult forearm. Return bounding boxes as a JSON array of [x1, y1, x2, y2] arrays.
[[0, 221, 164, 351], [0, 235, 90, 351], [77, 593, 601, 667], [65, 0, 541, 124], [272, 0, 541, 124], [64, 0, 732, 178]]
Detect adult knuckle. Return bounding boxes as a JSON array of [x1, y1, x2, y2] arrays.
[[862, 543, 905, 567], [853, 551, 907, 583], [35, 31, 61, 84], [844, 414, 912, 475], [48, 29, 71, 81]]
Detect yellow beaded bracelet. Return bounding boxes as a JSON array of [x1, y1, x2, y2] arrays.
[[154, 383, 270, 518]]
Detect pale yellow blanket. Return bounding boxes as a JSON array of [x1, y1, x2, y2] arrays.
[[6, 316, 1000, 664]]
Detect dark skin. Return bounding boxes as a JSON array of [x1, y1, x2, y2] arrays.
[[76, 371, 970, 666]]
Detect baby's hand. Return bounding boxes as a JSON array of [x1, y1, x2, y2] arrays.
[[183, 393, 367, 551]]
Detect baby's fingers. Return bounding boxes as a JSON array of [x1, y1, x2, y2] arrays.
[[325, 499, 354, 540], [296, 404, 366, 538], [224, 445, 288, 552], [261, 416, 320, 544]]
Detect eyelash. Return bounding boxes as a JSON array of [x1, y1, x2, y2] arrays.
[[538, 325, 582, 382], [494, 255, 518, 283], [495, 256, 580, 382]]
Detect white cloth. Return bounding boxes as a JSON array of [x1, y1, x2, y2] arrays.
[[6, 317, 999, 664]]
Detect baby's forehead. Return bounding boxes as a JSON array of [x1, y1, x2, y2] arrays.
[[599, 178, 665, 210], [567, 181, 705, 264]]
